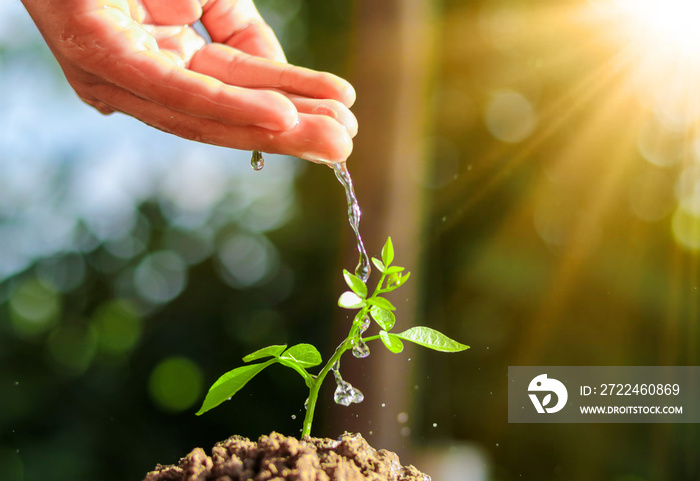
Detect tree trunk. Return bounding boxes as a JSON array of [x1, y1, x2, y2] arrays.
[[326, 0, 436, 456]]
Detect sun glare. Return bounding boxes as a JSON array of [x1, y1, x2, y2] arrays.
[[592, 0, 700, 127], [615, 0, 700, 50]]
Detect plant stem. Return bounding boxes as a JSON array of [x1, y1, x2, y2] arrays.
[[301, 338, 352, 437], [301, 271, 388, 437]]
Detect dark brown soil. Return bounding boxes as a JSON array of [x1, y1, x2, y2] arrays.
[[143, 431, 430, 481]]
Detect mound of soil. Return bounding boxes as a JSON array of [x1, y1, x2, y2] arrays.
[[143, 431, 430, 481]]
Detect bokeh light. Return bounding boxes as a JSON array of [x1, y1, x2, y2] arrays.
[[91, 300, 142, 358], [148, 357, 204, 413], [484, 90, 537, 143], [9, 278, 61, 339], [46, 324, 98, 376]]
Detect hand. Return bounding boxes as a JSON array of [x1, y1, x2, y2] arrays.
[[21, 0, 357, 163]]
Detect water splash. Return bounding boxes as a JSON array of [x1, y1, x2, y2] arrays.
[[332, 162, 370, 282], [251, 150, 264, 171], [351, 338, 370, 358], [359, 315, 370, 332], [352, 315, 371, 358], [331, 360, 364, 406]]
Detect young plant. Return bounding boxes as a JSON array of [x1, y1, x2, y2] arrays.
[[196, 237, 468, 437]]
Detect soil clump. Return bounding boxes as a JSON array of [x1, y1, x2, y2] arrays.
[[143, 431, 430, 481]]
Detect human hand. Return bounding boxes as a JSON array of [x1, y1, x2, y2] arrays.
[[21, 0, 357, 163]]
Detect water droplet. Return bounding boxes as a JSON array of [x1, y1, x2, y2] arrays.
[[334, 378, 364, 406], [251, 150, 264, 171], [352, 339, 370, 358], [397, 412, 409, 423], [291, 414, 296, 420], [381, 403, 386, 407], [332, 162, 370, 282], [432, 423, 438, 428], [304, 397, 309, 410], [359, 315, 370, 333], [332, 361, 364, 406]]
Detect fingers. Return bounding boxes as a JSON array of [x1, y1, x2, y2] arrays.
[[190, 43, 356, 107], [141, 0, 204, 25], [84, 82, 353, 162], [200, 0, 286, 62], [141, 24, 207, 67], [285, 95, 358, 138]]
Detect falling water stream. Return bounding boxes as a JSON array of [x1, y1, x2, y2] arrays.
[[254, 156, 371, 406], [330, 162, 372, 404], [332, 161, 371, 283]]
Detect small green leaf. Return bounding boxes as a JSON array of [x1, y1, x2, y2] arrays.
[[396, 271, 411, 287], [278, 358, 314, 387], [387, 271, 411, 290], [343, 269, 367, 299], [370, 305, 396, 331], [196, 360, 276, 415], [394, 326, 469, 352], [371, 258, 385, 273], [382, 237, 395, 267], [281, 343, 322, 368], [368, 296, 396, 311], [379, 330, 404, 353], [242, 344, 287, 363], [338, 291, 365, 309], [385, 266, 405, 274]]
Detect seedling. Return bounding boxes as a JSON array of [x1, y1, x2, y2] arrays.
[[196, 237, 469, 437]]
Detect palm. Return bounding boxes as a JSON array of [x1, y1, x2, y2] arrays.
[[22, 0, 357, 163]]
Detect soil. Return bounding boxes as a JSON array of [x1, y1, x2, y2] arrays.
[[143, 431, 431, 481]]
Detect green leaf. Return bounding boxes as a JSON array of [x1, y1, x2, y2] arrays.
[[370, 305, 396, 331], [385, 266, 405, 274], [395, 271, 411, 287], [394, 326, 469, 353], [343, 269, 367, 299], [242, 344, 287, 363], [371, 258, 385, 273], [196, 360, 276, 415], [382, 237, 395, 267], [368, 296, 396, 311], [281, 343, 322, 368], [338, 291, 365, 309], [387, 271, 411, 290], [379, 330, 404, 353]]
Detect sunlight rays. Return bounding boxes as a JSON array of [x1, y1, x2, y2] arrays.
[[437, 0, 700, 366]]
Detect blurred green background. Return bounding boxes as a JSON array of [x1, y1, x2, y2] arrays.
[[2, 0, 700, 480]]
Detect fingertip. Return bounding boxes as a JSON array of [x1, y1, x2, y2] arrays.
[[255, 90, 299, 130], [300, 122, 353, 164], [340, 83, 356, 108]]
